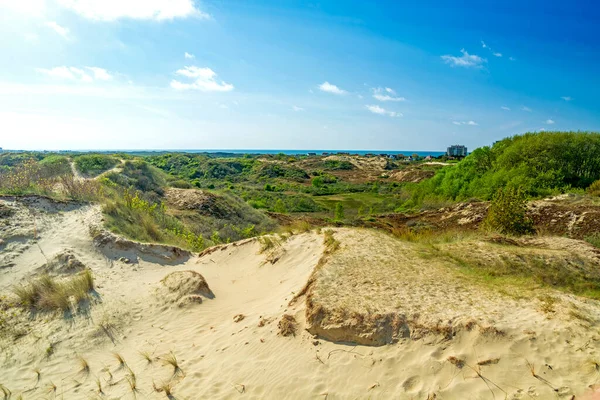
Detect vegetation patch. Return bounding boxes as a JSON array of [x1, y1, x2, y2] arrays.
[[74, 154, 118, 177], [436, 238, 600, 299], [12, 270, 95, 312]]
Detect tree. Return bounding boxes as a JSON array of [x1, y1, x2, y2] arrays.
[[483, 186, 534, 235]]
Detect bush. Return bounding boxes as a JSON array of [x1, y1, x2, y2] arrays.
[[588, 179, 600, 197], [483, 186, 534, 236], [74, 154, 118, 177], [334, 203, 345, 221]]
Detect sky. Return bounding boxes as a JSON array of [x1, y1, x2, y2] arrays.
[[0, 0, 599, 151]]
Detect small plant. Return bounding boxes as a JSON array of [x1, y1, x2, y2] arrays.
[[33, 367, 41, 384], [161, 351, 183, 376], [278, 314, 297, 337], [95, 377, 104, 394], [0, 384, 11, 399], [112, 352, 127, 369], [77, 356, 90, 376], [139, 350, 154, 364], [334, 202, 345, 221], [126, 369, 139, 396], [46, 381, 57, 394], [323, 230, 340, 253], [258, 235, 280, 254], [585, 233, 600, 248], [153, 380, 174, 397]]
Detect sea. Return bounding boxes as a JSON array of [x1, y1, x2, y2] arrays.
[[4, 149, 448, 157], [184, 149, 447, 157]]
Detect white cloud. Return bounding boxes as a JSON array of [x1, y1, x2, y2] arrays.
[[452, 120, 478, 126], [501, 106, 510, 111], [0, 0, 45, 16], [44, 21, 70, 39], [545, 119, 555, 124], [441, 49, 486, 68], [365, 104, 401, 117], [540, 128, 546, 131], [292, 105, 304, 112], [85, 67, 112, 81], [509, 57, 516, 61], [170, 66, 234, 92], [561, 96, 573, 101], [493, 52, 502, 57], [55, 0, 209, 21], [521, 106, 532, 112], [36, 66, 114, 82], [372, 87, 406, 102], [481, 41, 487, 49], [184, 52, 195, 59], [318, 81, 346, 95]]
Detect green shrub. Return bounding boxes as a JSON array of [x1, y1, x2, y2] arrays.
[[334, 203, 345, 221], [585, 233, 600, 248], [74, 154, 118, 177], [483, 186, 534, 236], [588, 179, 600, 197]]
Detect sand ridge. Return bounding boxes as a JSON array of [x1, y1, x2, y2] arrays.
[[1, 197, 600, 399]]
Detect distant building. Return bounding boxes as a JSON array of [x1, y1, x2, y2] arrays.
[[447, 145, 468, 157], [0, 147, 3, 152]]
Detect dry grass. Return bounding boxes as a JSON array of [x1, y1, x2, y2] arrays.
[[323, 229, 340, 253], [162, 351, 183, 376], [0, 384, 11, 400], [77, 356, 90, 376], [112, 352, 127, 369], [278, 314, 297, 337], [153, 380, 174, 397], [95, 377, 104, 394], [12, 270, 94, 312], [139, 350, 155, 363], [258, 235, 281, 254], [125, 368, 139, 396]]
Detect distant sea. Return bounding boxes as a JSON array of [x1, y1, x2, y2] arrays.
[[184, 149, 447, 157], [5, 149, 448, 157]]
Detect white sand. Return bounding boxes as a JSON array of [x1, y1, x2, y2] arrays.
[[1, 198, 600, 399]]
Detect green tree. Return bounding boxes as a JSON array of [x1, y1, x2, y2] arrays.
[[483, 186, 534, 235]]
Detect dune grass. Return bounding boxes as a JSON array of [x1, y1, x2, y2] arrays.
[[12, 270, 94, 312]]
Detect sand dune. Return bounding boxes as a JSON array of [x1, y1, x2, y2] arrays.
[[1, 196, 600, 399]]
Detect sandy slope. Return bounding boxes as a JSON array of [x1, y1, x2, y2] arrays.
[[1, 197, 600, 399]]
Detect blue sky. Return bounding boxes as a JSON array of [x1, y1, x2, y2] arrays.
[[0, 0, 598, 151]]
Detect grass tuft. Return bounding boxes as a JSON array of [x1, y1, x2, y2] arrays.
[[153, 380, 174, 397], [12, 271, 95, 312], [139, 350, 154, 364], [77, 356, 90, 376], [258, 235, 281, 254], [161, 351, 183, 376], [278, 314, 297, 337], [0, 384, 11, 400], [112, 352, 127, 369]]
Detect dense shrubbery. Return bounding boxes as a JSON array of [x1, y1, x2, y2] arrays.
[[321, 160, 354, 170], [410, 131, 600, 204], [105, 160, 166, 198], [74, 154, 118, 177]]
